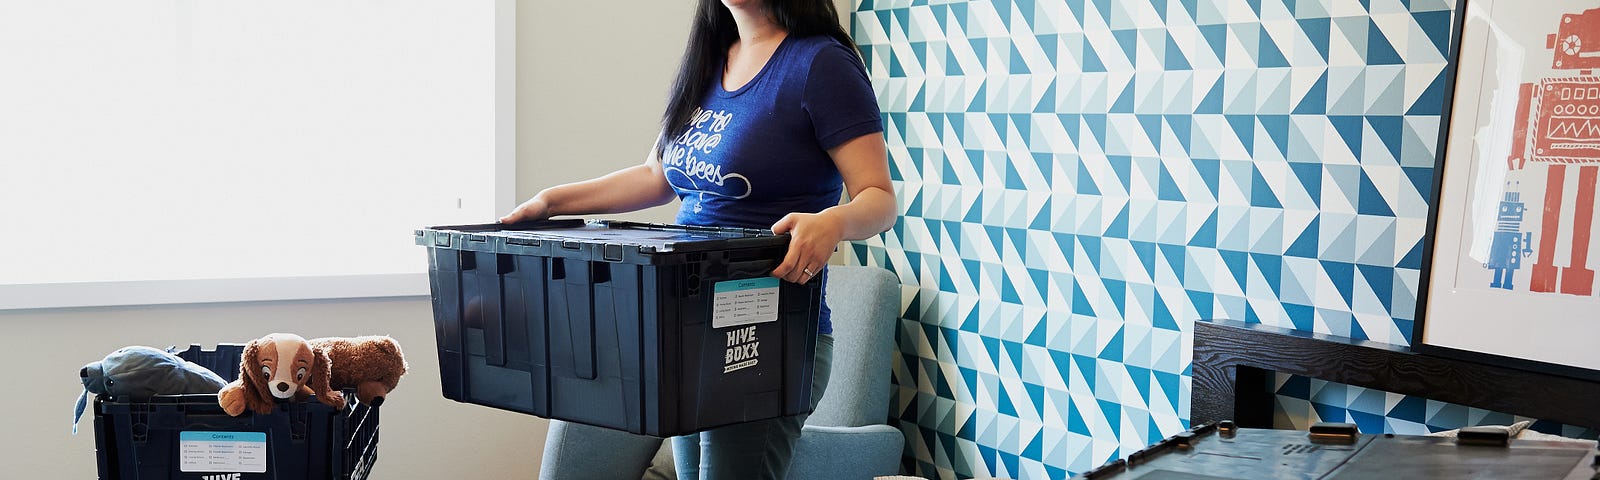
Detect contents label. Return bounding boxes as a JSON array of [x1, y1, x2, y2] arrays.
[[179, 431, 267, 473], [711, 277, 779, 328]]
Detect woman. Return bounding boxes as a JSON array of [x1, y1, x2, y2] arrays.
[[500, 0, 893, 478]]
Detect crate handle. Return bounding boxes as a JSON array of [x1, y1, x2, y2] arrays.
[[482, 255, 514, 367], [602, 244, 625, 262], [551, 258, 597, 380], [727, 260, 776, 278]]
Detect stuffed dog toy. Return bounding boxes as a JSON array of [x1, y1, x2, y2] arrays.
[[73, 346, 228, 434], [218, 333, 407, 416]]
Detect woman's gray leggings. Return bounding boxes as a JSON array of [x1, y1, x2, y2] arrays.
[[538, 334, 834, 480]]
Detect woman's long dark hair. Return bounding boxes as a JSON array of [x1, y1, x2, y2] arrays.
[[654, 0, 859, 158]]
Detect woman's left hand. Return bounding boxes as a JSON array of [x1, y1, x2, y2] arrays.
[[770, 212, 844, 284]]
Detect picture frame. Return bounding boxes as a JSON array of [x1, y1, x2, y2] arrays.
[[1416, 0, 1600, 381]]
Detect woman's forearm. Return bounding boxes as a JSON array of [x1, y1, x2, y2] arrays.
[[538, 163, 675, 216], [502, 160, 675, 223], [818, 185, 896, 240]]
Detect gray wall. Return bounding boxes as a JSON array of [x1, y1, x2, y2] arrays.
[[515, 1, 690, 223]]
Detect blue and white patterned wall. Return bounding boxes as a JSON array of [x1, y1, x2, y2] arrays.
[[1270, 374, 1597, 440], [847, 1, 1598, 477], [840, 0, 1486, 478]]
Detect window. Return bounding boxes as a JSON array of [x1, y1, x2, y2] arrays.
[[0, 0, 515, 309]]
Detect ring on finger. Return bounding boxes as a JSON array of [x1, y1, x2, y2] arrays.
[[802, 267, 814, 277]]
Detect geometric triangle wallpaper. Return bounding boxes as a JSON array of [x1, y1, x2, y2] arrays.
[[1273, 374, 1598, 441], [843, 0, 1578, 477]]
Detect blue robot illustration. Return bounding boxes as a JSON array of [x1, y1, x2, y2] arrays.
[[1485, 190, 1535, 290]]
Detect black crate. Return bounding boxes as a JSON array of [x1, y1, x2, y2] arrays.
[[415, 219, 822, 437], [92, 344, 380, 480]]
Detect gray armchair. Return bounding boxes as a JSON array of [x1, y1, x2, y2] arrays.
[[785, 265, 905, 479], [640, 265, 904, 480]]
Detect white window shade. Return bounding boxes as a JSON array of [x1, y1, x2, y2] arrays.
[[0, 1, 515, 309]]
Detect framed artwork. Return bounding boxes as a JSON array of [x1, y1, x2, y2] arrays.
[[1418, 0, 1600, 380]]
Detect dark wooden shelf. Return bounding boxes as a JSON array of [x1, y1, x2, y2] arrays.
[[1191, 319, 1600, 430]]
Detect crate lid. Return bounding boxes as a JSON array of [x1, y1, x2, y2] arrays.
[[415, 219, 787, 263]]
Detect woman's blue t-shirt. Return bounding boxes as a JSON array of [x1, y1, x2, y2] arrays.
[[661, 35, 882, 335]]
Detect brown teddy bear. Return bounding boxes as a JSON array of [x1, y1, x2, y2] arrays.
[[218, 333, 408, 416]]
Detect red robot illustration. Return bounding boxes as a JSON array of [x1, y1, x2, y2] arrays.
[[1506, 8, 1600, 297]]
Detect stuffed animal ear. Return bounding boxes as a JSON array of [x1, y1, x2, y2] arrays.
[[221, 340, 263, 416], [238, 339, 261, 389], [308, 347, 345, 410], [238, 339, 276, 414]]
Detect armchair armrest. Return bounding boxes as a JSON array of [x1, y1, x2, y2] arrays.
[[786, 424, 905, 479]]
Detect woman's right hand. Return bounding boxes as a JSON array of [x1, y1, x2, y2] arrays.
[[499, 195, 552, 224]]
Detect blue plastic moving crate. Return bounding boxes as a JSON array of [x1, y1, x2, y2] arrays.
[[92, 344, 380, 480], [416, 219, 822, 437]]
